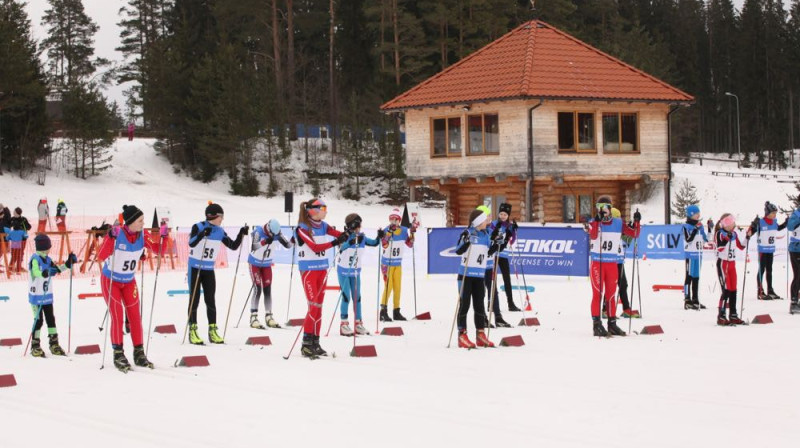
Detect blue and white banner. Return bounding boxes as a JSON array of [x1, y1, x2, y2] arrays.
[[427, 226, 589, 277], [623, 225, 683, 260]]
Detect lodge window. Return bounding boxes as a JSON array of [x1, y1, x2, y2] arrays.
[[562, 194, 594, 223], [467, 113, 499, 155], [431, 117, 462, 157], [603, 113, 638, 153], [558, 112, 595, 153], [482, 194, 507, 219]]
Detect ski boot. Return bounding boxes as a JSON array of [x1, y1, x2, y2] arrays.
[[757, 289, 772, 300], [607, 319, 627, 336], [684, 300, 699, 310], [265, 313, 281, 328], [393, 308, 407, 321], [133, 345, 154, 369], [692, 300, 707, 310], [250, 313, 265, 329], [188, 323, 204, 345], [301, 334, 318, 359], [208, 324, 225, 344], [312, 335, 328, 357], [30, 337, 46, 358], [379, 305, 392, 322], [622, 309, 641, 318], [476, 329, 495, 347], [593, 319, 609, 337], [768, 290, 783, 300], [494, 315, 512, 328], [507, 299, 521, 312], [112, 345, 131, 373], [790, 299, 800, 315], [48, 334, 66, 356], [340, 320, 354, 336], [717, 309, 730, 326], [354, 320, 369, 335], [457, 330, 476, 349], [728, 314, 746, 325]]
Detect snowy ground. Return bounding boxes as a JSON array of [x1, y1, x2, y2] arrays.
[[1, 139, 799, 447]]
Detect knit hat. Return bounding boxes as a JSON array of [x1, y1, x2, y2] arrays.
[[205, 201, 224, 218], [389, 208, 402, 220], [596, 195, 612, 205], [345, 213, 363, 231], [611, 208, 621, 219], [498, 203, 512, 215], [34, 234, 51, 251], [686, 204, 700, 218], [122, 204, 143, 225], [764, 201, 777, 216], [14, 207, 22, 216], [476, 205, 491, 216]]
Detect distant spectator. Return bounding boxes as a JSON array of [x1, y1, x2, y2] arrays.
[[128, 122, 135, 141], [37, 198, 49, 233], [0, 203, 10, 229], [56, 199, 68, 232], [707, 218, 714, 234]]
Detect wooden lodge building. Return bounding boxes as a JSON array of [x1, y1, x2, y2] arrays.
[[380, 21, 693, 226]]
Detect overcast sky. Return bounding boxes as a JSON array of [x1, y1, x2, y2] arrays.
[[24, 0, 750, 111]]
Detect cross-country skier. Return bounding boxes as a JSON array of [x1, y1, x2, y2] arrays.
[[610, 207, 639, 318], [788, 200, 800, 313], [97, 205, 160, 371], [55, 199, 68, 232], [683, 204, 708, 310], [750, 201, 788, 300], [714, 213, 752, 325], [295, 198, 349, 358], [454, 208, 499, 348], [248, 219, 293, 329], [379, 208, 415, 322], [487, 203, 521, 316], [588, 196, 640, 336], [482, 204, 512, 328], [27, 234, 77, 357], [186, 202, 248, 345], [337, 213, 381, 336], [36, 198, 49, 233]]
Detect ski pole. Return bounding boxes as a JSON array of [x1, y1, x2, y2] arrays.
[[222, 225, 247, 339], [511, 249, 530, 323], [448, 234, 473, 348], [98, 310, 108, 331], [377, 237, 395, 333], [411, 236, 418, 318], [324, 234, 360, 337], [182, 237, 209, 344], [145, 234, 165, 355], [100, 243, 117, 370], [284, 236, 296, 325], [23, 304, 43, 357], [235, 284, 256, 328], [486, 250, 501, 341], [741, 229, 752, 319], [68, 264, 74, 354]]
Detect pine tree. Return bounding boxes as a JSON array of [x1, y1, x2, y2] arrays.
[[0, 0, 50, 175], [41, 0, 108, 88], [671, 179, 701, 220], [61, 83, 114, 178]]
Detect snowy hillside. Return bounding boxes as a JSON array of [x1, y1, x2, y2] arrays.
[[1, 139, 799, 448]]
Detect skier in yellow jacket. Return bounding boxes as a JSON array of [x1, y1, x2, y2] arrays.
[[379, 208, 416, 321]]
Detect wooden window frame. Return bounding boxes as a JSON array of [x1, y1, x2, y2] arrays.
[[430, 116, 463, 158], [562, 193, 597, 223], [466, 112, 500, 156], [557, 111, 597, 154], [602, 112, 640, 154]]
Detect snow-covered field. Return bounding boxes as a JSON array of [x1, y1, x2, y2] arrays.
[[1, 140, 799, 447]]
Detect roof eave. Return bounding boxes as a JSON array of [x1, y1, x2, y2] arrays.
[[381, 95, 695, 113]]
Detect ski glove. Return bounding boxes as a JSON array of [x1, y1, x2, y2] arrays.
[[64, 253, 78, 269], [376, 228, 386, 239], [41, 268, 49, 278], [202, 226, 213, 237], [634, 211, 642, 222], [108, 225, 120, 238], [332, 232, 350, 247], [239, 226, 249, 237]]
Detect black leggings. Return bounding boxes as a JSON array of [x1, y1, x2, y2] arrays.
[[617, 263, 631, 310], [498, 257, 513, 302], [791, 252, 800, 300], [757, 252, 774, 293], [684, 260, 699, 302], [32, 304, 57, 337], [188, 267, 217, 325], [484, 268, 502, 316], [457, 275, 487, 331]]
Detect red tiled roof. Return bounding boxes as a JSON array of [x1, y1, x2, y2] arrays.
[[381, 21, 693, 111]]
